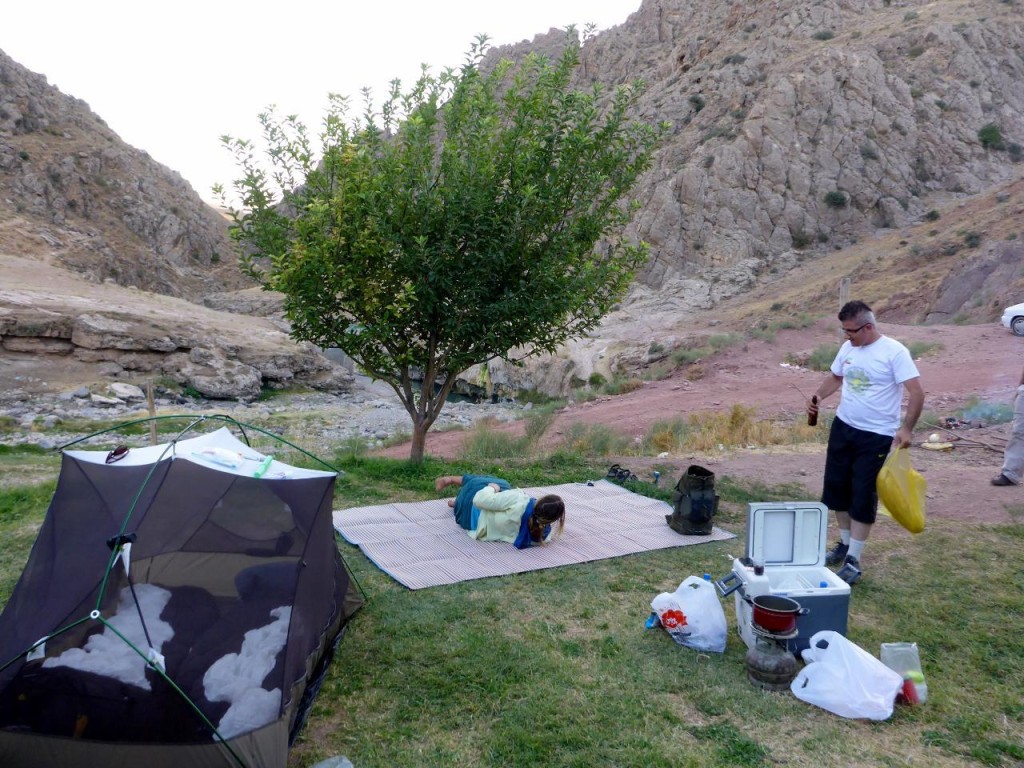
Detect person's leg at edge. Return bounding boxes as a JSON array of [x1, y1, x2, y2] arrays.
[[822, 419, 854, 564], [843, 428, 889, 570], [836, 517, 852, 546], [436, 475, 463, 507], [998, 394, 1024, 484], [846, 517, 871, 561], [832, 511, 869, 558]]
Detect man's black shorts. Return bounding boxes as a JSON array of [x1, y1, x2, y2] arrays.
[[821, 417, 892, 524]]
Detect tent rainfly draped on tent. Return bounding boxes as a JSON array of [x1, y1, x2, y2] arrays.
[[0, 426, 362, 768]]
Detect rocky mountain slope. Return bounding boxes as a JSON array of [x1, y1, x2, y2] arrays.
[[480, 0, 1024, 394], [3, 0, 1024, 401], [0, 48, 352, 399], [0, 49, 247, 300], [588, 0, 1024, 304]]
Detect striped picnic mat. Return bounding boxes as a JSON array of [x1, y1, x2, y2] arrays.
[[332, 479, 735, 589]]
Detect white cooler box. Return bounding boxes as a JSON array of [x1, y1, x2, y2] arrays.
[[715, 501, 850, 653]]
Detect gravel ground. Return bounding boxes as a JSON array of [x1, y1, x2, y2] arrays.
[[0, 374, 523, 453]]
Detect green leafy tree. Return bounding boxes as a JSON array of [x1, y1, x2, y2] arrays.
[[220, 33, 665, 462]]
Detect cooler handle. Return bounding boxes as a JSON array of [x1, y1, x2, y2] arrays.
[[715, 571, 741, 597]]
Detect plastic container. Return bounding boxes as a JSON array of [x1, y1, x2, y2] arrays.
[[881, 642, 927, 704], [746, 563, 771, 599]]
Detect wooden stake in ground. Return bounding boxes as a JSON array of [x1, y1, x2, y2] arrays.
[[147, 381, 157, 445]]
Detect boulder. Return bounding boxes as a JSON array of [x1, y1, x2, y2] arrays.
[[108, 382, 146, 401]]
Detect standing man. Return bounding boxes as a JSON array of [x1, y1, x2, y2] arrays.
[[807, 300, 924, 584], [991, 364, 1024, 486]]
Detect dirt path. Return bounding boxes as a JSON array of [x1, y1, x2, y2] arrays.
[[382, 320, 1024, 528]]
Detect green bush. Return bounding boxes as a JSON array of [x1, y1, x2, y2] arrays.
[[806, 343, 840, 371], [905, 340, 944, 358], [707, 333, 742, 351], [924, 209, 940, 221], [688, 94, 705, 113], [978, 122, 1005, 150], [774, 313, 816, 330], [602, 376, 644, 396], [791, 230, 813, 249], [812, 30, 835, 40], [823, 190, 847, 208], [559, 422, 631, 456], [514, 388, 562, 407], [670, 347, 707, 366]]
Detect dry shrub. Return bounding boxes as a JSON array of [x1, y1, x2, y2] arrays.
[[686, 404, 778, 450], [641, 405, 825, 453], [642, 418, 689, 453], [684, 363, 706, 380], [603, 376, 644, 395], [559, 421, 632, 456]]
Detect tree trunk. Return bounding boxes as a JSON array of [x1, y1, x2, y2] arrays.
[[409, 420, 429, 464]]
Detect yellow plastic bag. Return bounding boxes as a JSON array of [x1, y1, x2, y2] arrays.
[[876, 448, 926, 534]]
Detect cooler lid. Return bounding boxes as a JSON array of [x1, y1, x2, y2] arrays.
[[745, 501, 829, 568]]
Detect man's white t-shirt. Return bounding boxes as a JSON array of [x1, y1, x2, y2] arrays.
[[831, 335, 920, 437]]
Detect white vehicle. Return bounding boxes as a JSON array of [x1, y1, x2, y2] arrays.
[[1002, 301, 1024, 336]]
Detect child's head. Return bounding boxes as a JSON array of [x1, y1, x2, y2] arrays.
[[530, 494, 566, 542]]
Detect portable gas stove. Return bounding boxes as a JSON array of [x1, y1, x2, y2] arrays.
[[745, 619, 799, 690]]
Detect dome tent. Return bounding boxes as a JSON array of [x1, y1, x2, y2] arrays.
[[0, 421, 362, 767]]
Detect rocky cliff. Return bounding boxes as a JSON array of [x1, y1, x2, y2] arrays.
[[507, 0, 1024, 310], [0, 49, 250, 299], [478, 0, 1024, 394], [0, 49, 353, 399]]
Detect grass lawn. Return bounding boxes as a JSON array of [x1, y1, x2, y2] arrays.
[[1, 450, 1022, 767]]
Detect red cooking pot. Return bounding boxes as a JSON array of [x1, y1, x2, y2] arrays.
[[746, 594, 809, 633]]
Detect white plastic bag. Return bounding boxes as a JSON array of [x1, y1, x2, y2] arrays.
[[650, 576, 727, 653], [790, 630, 903, 720]]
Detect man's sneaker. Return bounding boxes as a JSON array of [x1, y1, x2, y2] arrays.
[[825, 541, 849, 566], [837, 555, 862, 585], [991, 474, 1017, 486]]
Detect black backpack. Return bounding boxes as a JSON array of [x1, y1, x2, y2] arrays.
[[666, 465, 718, 535]]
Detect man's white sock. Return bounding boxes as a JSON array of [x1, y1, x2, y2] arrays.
[[839, 529, 851, 546], [847, 539, 866, 561]]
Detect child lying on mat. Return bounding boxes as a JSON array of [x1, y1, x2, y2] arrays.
[[434, 475, 565, 548]]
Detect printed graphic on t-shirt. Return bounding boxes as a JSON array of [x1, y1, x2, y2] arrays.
[[844, 365, 871, 393]]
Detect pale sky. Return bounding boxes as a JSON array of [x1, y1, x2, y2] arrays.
[[3, 1, 642, 204]]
